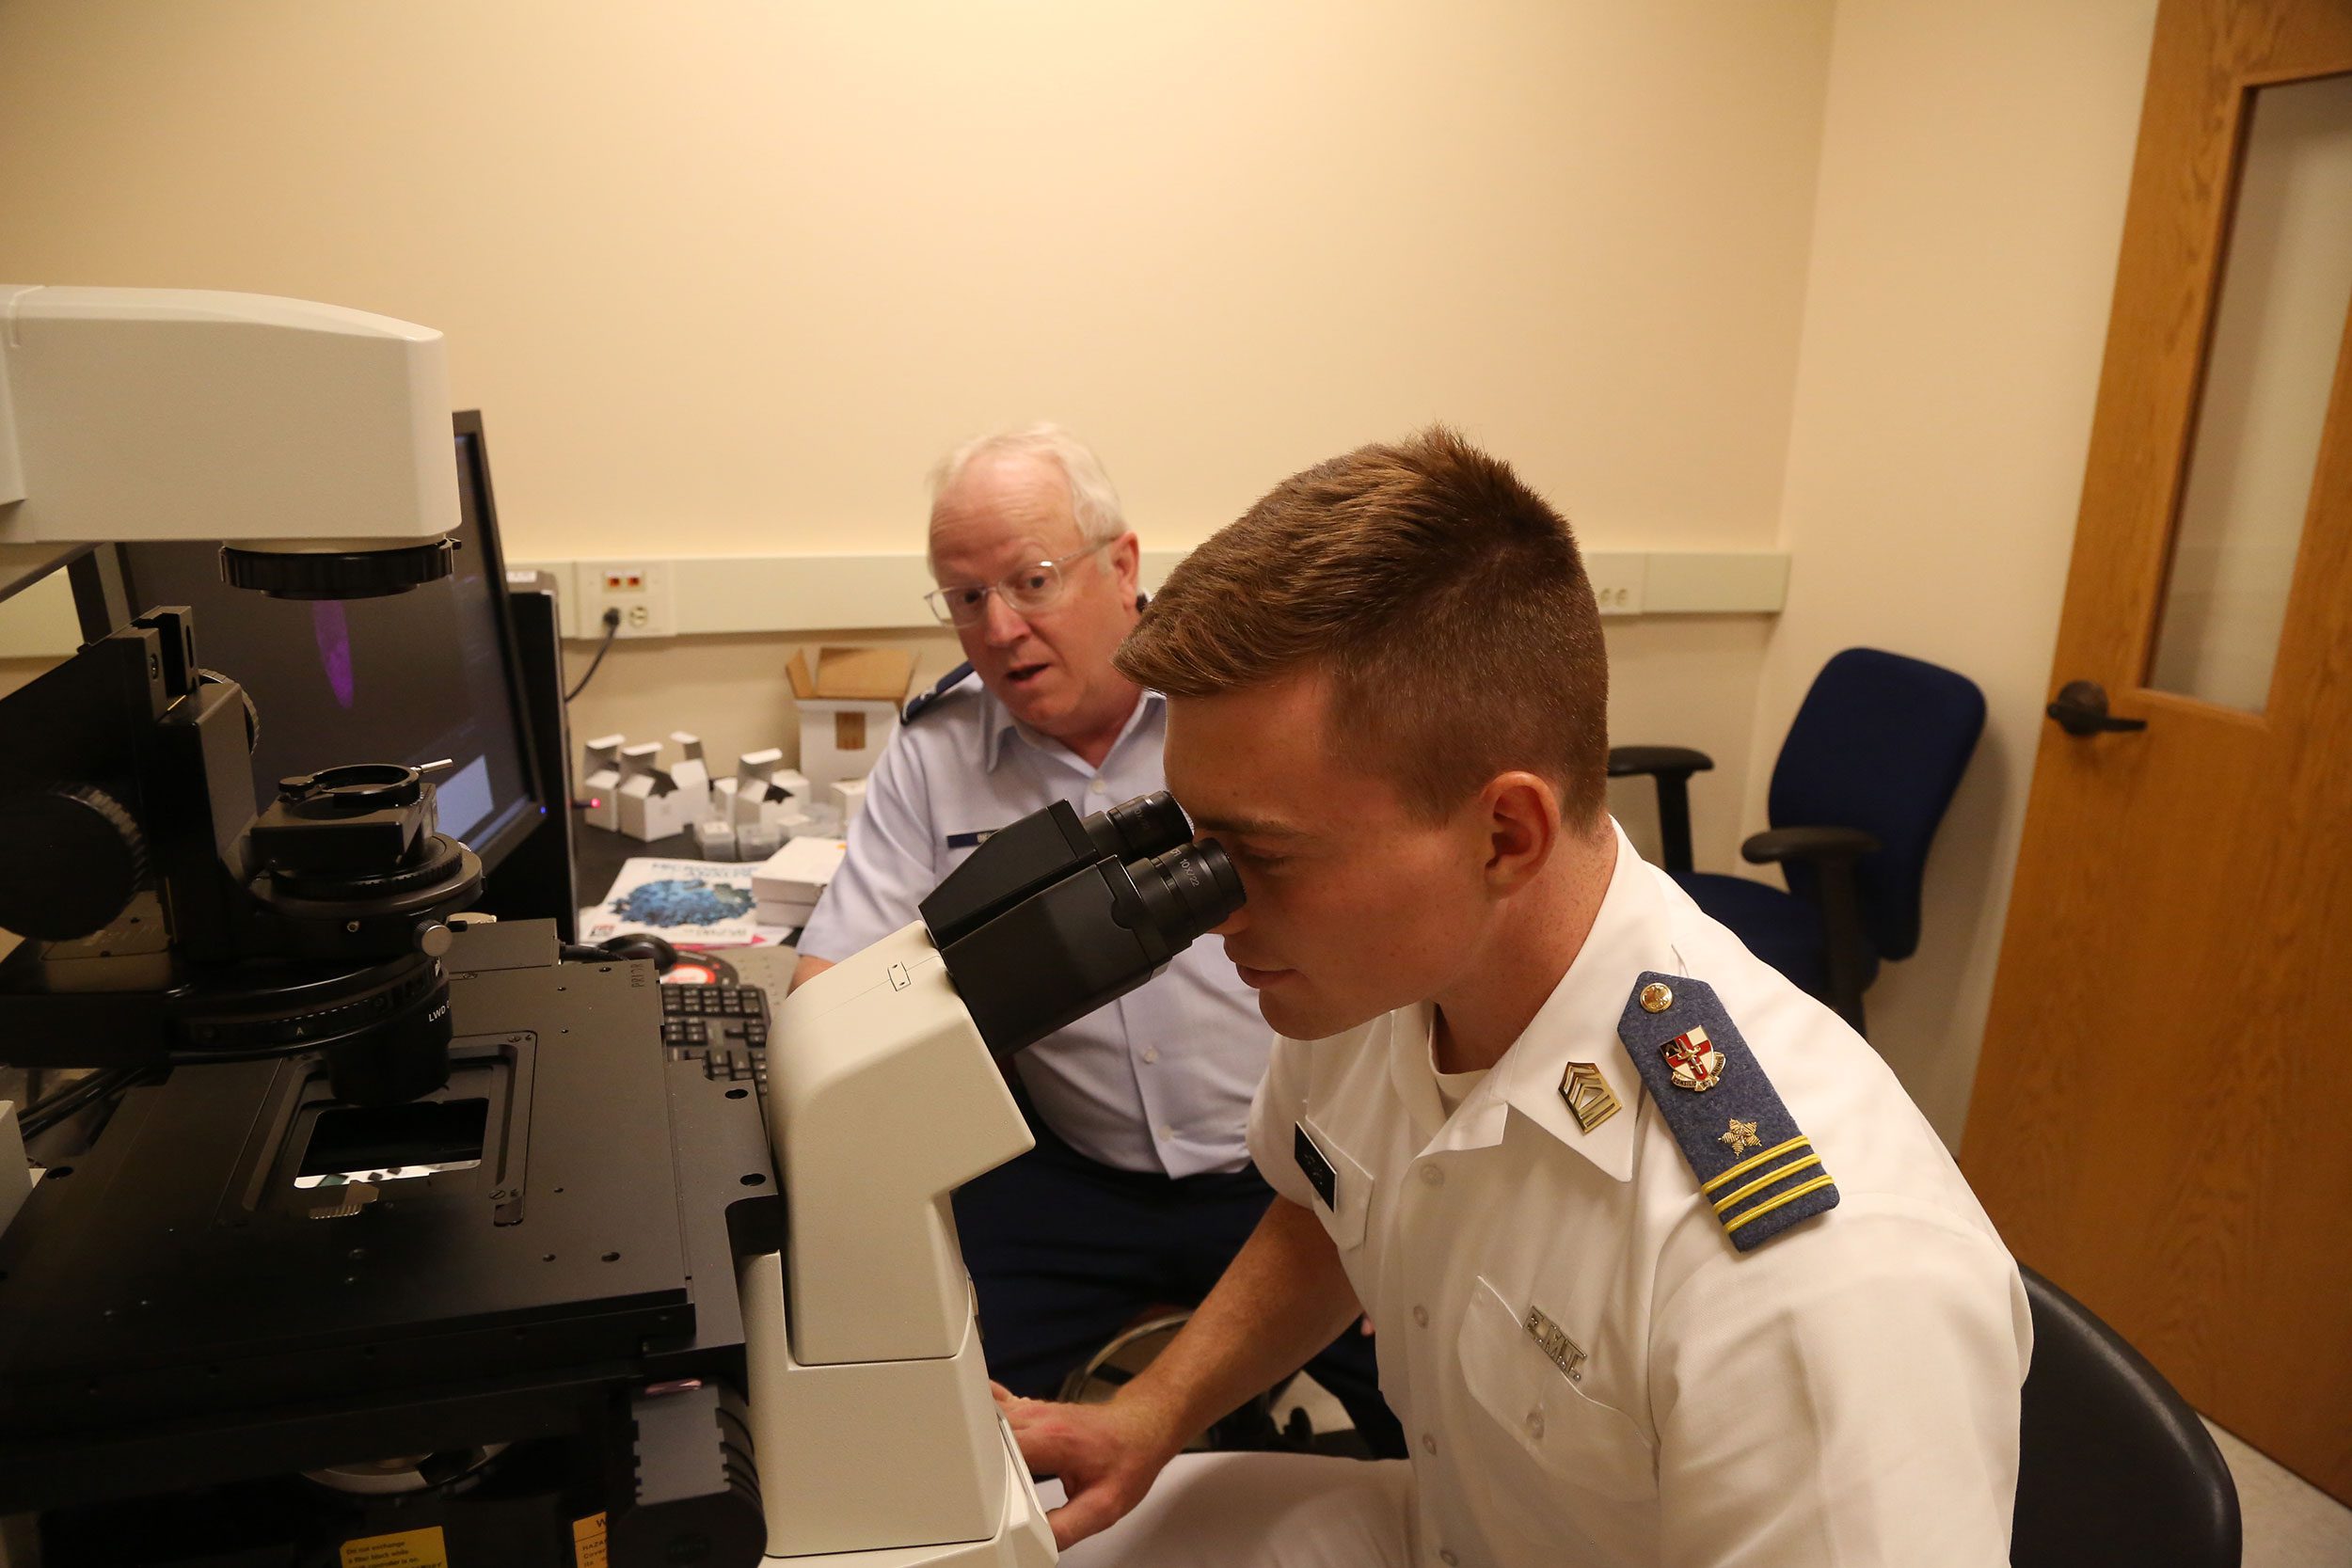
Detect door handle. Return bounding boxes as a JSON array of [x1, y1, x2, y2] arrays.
[[2046, 680, 2148, 737]]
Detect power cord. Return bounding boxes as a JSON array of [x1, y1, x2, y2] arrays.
[[564, 606, 625, 704]]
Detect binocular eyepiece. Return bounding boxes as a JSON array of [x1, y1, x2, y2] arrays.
[[918, 790, 1245, 1059], [1079, 790, 1243, 952]]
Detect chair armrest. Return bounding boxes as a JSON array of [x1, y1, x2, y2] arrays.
[[1607, 746, 1716, 779], [1742, 826, 1882, 1036], [1740, 825, 1881, 866], [1607, 748, 1713, 876]]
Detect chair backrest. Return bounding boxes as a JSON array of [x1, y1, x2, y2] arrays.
[[2012, 1265, 2242, 1568], [1767, 647, 1985, 959]]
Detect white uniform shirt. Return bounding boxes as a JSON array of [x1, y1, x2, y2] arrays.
[[1247, 823, 2033, 1567], [798, 674, 1268, 1176]]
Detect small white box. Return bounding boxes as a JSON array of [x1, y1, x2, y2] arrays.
[[834, 776, 869, 827], [669, 731, 712, 814], [788, 646, 914, 797], [581, 734, 626, 832], [692, 819, 738, 861], [752, 836, 849, 906], [615, 739, 703, 841], [724, 752, 813, 831], [757, 896, 818, 928]]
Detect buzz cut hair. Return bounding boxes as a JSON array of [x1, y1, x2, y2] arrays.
[[1114, 426, 1609, 825], [929, 422, 1128, 547]]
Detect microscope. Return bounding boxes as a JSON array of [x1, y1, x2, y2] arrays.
[[0, 288, 1242, 1566]]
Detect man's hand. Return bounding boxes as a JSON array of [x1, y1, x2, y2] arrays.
[[994, 1383, 1184, 1550], [993, 1199, 1361, 1550]]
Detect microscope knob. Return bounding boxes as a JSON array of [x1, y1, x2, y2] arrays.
[[0, 784, 148, 942], [194, 670, 262, 753]]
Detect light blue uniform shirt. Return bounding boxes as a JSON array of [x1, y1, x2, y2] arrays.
[[795, 674, 1268, 1177]]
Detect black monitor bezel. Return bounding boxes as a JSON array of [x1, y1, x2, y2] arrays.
[[447, 409, 548, 875]]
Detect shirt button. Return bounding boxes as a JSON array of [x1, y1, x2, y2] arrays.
[[1420, 1432, 1437, 1456], [1412, 1304, 1429, 1327], [1089, 777, 1106, 792], [1525, 1408, 1546, 1440], [1141, 1047, 1159, 1064], [1419, 1164, 1445, 1188], [1156, 1123, 1175, 1140]]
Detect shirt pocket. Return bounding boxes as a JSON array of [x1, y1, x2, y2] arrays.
[[1295, 1116, 1375, 1252], [1457, 1275, 1656, 1505]]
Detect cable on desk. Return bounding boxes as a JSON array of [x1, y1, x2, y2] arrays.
[[564, 607, 625, 704], [17, 1066, 140, 1140]]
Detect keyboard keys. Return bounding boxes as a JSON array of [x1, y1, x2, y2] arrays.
[[659, 980, 770, 1086]]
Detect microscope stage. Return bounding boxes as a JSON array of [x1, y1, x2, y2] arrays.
[[0, 927, 777, 1510]]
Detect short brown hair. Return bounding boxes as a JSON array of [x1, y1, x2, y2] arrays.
[[1116, 426, 1608, 823]]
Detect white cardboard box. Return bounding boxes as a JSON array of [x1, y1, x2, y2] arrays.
[[788, 646, 914, 797], [834, 776, 869, 827], [796, 698, 899, 796], [616, 739, 703, 842], [581, 734, 626, 832], [669, 731, 712, 816], [756, 896, 818, 928], [721, 752, 813, 831], [752, 836, 849, 906]]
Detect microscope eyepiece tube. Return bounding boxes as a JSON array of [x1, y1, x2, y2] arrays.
[[1123, 838, 1243, 949], [922, 803, 1242, 1062], [1079, 790, 1194, 863]]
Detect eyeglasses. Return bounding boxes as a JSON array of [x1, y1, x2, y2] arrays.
[[924, 539, 1112, 628]]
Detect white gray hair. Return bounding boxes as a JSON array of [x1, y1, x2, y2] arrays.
[[928, 422, 1128, 547]]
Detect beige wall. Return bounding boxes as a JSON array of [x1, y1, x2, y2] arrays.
[[0, 0, 1836, 895], [1743, 0, 2159, 1143], [0, 0, 1832, 562]]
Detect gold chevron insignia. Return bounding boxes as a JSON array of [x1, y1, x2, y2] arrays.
[[1560, 1061, 1620, 1133]]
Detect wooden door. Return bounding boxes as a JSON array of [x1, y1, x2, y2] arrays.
[[1962, 0, 2352, 1505]]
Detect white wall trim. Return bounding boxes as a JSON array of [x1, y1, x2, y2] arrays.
[[516, 548, 1789, 641]]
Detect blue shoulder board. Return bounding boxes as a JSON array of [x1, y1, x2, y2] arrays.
[[1617, 972, 1838, 1252], [902, 662, 977, 724]]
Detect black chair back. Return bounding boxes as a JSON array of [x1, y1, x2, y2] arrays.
[[1768, 647, 1984, 960], [2013, 1264, 2241, 1568]]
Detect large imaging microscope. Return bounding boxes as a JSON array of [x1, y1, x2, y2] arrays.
[[0, 287, 1243, 1566]]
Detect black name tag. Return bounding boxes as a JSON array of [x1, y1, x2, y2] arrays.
[[945, 830, 995, 850], [1294, 1124, 1338, 1212]]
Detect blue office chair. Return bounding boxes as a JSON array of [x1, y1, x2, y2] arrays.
[[1611, 647, 1984, 1034]]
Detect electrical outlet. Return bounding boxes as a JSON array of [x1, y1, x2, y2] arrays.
[[581, 560, 675, 638], [1585, 553, 1648, 616]]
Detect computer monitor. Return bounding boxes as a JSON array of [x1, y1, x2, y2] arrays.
[[119, 412, 547, 874]]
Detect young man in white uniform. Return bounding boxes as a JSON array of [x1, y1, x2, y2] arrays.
[[1000, 428, 2033, 1567], [794, 426, 1398, 1451]]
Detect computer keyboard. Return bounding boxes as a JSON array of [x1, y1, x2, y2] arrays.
[[660, 981, 770, 1088]]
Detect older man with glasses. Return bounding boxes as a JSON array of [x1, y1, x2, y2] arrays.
[[791, 424, 1402, 1456]]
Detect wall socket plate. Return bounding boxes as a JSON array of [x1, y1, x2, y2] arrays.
[[580, 559, 675, 638], [1585, 551, 1648, 616]]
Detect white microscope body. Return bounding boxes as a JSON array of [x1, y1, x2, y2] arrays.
[[743, 920, 1053, 1564], [745, 783, 1240, 1562]]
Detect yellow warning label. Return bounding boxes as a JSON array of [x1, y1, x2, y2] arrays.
[[572, 1512, 610, 1568], [340, 1526, 450, 1568]]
